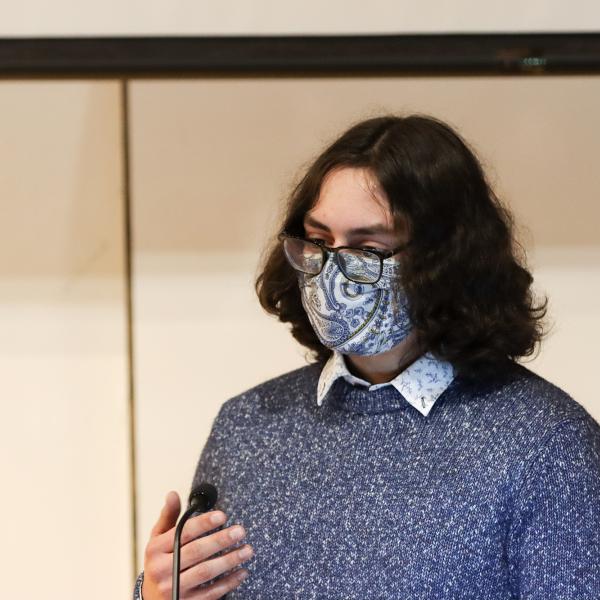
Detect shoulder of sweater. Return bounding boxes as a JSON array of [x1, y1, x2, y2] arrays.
[[477, 361, 598, 434], [447, 364, 599, 481], [508, 395, 600, 510], [216, 360, 325, 419]]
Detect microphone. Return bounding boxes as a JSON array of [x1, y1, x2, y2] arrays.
[[172, 482, 219, 600], [188, 482, 218, 512]]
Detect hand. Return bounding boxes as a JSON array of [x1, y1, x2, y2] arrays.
[[142, 490, 253, 599]]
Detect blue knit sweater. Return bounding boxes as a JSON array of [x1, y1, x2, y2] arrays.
[[135, 360, 600, 599]]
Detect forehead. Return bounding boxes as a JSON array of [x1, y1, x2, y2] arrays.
[[304, 166, 394, 229]]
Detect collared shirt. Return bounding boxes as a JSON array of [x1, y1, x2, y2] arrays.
[[316, 350, 455, 416]]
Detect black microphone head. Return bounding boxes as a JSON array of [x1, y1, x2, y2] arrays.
[[188, 482, 218, 512]]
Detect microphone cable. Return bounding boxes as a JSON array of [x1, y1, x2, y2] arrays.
[[172, 482, 218, 600]]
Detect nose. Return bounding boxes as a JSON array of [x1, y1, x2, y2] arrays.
[[324, 235, 350, 249]]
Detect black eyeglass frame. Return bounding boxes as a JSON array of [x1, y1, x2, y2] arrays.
[[277, 231, 411, 284]]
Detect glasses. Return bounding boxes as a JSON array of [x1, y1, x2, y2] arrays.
[[278, 232, 410, 284]]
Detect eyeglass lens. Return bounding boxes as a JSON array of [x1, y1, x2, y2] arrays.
[[336, 249, 381, 283], [282, 237, 323, 275], [283, 238, 382, 284]]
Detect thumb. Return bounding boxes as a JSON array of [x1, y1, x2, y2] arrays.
[[150, 490, 181, 537]]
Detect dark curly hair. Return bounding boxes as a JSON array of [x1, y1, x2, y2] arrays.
[[254, 113, 549, 383]]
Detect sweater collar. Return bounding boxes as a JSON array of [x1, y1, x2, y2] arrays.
[[317, 350, 455, 416]]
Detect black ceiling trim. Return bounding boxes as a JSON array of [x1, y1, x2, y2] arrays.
[[1, 33, 600, 76]]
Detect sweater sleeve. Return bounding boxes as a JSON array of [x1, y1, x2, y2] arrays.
[[506, 414, 600, 599], [132, 570, 144, 600]]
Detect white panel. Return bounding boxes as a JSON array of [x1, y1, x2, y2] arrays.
[[0, 82, 132, 599], [1, 0, 600, 36], [527, 246, 600, 424], [130, 75, 600, 569]]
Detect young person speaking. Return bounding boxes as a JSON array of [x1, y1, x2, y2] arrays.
[[135, 114, 600, 599]]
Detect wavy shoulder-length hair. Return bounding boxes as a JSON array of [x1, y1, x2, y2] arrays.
[[255, 113, 548, 383]]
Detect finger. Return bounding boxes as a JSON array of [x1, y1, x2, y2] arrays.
[[151, 490, 181, 537], [179, 511, 227, 546], [191, 568, 249, 600], [179, 544, 254, 593], [180, 524, 246, 571], [154, 510, 227, 554]]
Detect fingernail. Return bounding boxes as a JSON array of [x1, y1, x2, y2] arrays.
[[237, 569, 248, 581], [210, 511, 225, 525], [229, 525, 245, 541], [238, 545, 253, 560], [229, 525, 246, 541]]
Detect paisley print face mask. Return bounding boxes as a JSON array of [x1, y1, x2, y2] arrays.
[[298, 254, 413, 355]]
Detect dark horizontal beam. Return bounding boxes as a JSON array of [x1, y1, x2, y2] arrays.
[[1, 32, 600, 76]]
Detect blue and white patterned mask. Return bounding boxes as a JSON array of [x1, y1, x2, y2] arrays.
[[298, 254, 413, 355]]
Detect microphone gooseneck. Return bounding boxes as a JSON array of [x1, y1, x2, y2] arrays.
[[172, 482, 219, 600]]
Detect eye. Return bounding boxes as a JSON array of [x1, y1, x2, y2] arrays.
[[307, 237, 326, 245], [361, 246, 382, 252]]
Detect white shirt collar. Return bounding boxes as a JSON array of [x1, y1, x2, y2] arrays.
[[317, 350, 455, 417]]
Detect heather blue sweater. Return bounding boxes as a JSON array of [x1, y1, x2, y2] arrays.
[[135, 360, 600, 599]]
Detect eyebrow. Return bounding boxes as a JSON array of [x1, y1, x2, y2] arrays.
[[303, 214, 394, 236]]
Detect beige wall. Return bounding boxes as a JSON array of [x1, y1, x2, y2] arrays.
[[2, 0, 600, 36], [0, 82, 132, 599], [1, 75, 599, 598]]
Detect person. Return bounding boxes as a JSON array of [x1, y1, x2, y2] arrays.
[[134, 114, 600, 599]]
